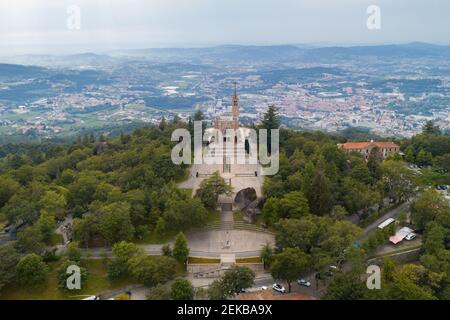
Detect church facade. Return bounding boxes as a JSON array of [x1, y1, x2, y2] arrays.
[[179, 84, 263, 204]]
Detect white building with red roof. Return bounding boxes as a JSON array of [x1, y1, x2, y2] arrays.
[[337, 140, 400, 159]]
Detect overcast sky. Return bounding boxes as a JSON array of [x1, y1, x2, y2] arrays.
[[0, 0, 449, 55]]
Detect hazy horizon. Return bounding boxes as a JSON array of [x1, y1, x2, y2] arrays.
[[1, 0, 449, 56]]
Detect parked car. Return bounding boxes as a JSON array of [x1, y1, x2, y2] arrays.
[[405, 233, 416, 241], [261, 286, 268, 291], [272, 283, 286, 293], [326, 265, 339, 277], [297, 279, 311, 287]]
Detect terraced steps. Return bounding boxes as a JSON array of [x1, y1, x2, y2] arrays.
[[197, 221, 274, 234]]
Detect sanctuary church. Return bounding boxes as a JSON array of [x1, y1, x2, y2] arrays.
[[180, 83, 263, 206]]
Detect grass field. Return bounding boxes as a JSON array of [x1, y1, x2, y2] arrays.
[[236, 257, 262, 264], [0, 259, 136, 300], [188, 257, 221, 264]]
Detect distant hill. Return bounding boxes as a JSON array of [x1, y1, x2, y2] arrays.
[[0, 63, 49, 80], [0, 53, 118, 68], [3, 42, 450, 66], [110, 44, 307, 62], [303, 42, 450, 61], [110, 42, 450, 63]]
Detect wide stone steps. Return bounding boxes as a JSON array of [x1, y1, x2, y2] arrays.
[[200, 221, 273, 234]]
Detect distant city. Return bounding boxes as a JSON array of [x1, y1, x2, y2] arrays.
[[0, 42, 449, 141]]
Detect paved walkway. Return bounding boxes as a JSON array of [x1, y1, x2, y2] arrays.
[[81, 197, 274, 260], [82, 228, 274, 259]]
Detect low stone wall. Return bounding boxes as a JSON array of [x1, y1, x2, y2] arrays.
[[187, 263, 221, 274], [187, 262, 265, 279], [236, 263, 265, 273]]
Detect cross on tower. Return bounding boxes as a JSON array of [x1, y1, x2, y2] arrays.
[[232, 81, 239, 126]]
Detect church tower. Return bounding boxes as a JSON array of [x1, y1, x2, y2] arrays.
[[231, 81, 239, 129], [213, 82, 240, 132]]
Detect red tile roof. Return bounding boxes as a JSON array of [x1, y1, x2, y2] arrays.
[[338, 141, 399, 150]]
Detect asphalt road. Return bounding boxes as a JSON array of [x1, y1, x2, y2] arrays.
[[358, 201, 411, 241]]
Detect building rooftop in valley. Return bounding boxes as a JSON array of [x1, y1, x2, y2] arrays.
[[337, 140, 399, 150], [337, 140, 400, 159]]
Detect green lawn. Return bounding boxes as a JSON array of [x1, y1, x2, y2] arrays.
[[135, 229, 178, 245], [0, 259, 136, 300], [236, 257, 262, 264], [49, 233, 64, 246], [188, 257, 220, 264], [206, 211, 221, 224]]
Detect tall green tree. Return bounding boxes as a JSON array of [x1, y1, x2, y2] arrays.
[[56, 259, 88, 291], [367, 147, 382, 179], [207, 266, 255, 299], [260, 244, 274, 270], [128, 255, 177, 287], [404, 146, 415, 163], [411, 189, 450, 231], [171, 278, 194, 300], [270, 248, 310, 292], [16, 226, 46, 255], [416, 149, 433, 167], [195, 171, 232, 210], [173, 232, 190, 265], [36, 210, 56, 243], [261, 197, 281, 225], [279, 191, 310, 219], [66, 242, 82, 263], [108, 241, 140, 280], [208, 279, 227, 300], [309, 170, 333, 215], [275, 218, 318, 252], [0, 244, 20, 292], [73, 213, 98, 248], [193, 110, 205, 121], [98, 202, 135, 244], [147, 284, 171, 300], [261, 105, 280, 130], [0, 176, 20, 209], [422, 120, 441, 135], [261, 105, 280, 153], [380, 160, 416, 203], [15, 254, 49, 289], [323, 270, 367, 300], [39, 190, 67, 220], [221, 266, 255, 294], [159, 117, 167, 131]]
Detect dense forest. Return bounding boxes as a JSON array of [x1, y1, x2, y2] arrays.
[[258, 116, 450, 300], [0, 112, 449, 300]]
